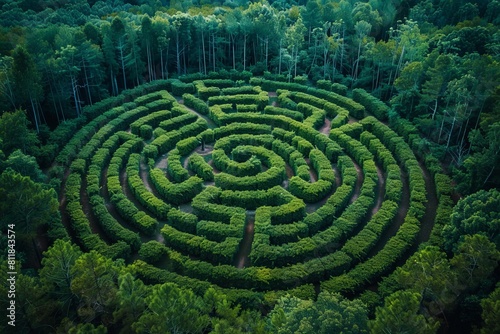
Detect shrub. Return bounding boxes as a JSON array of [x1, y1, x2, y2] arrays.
[[139, 241, 168, 264], [188, 153, 214, 181], [182, 93, 210, 115], [171, 80, 195, 96], [140, 125, 153, 140]]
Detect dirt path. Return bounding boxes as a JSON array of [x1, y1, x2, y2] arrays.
[[318, 118, 331, 136], [80, 175, 111, 243], [349, 161, 364, 204], [370, 164, 386, 216], [140, 160, 155, 193], [367, 169, 410, 257], [235, 213, 255, 269]]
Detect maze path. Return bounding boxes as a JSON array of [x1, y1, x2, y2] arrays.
[[57, 77, 447, 304]]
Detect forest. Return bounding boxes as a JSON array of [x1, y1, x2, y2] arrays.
[[0, 0, 499, 333]]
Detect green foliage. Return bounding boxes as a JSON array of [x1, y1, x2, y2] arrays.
[[139, 241, 168, 264], [268, 292, 369, 333], [369, 290, 440, 334], [0, 109, 39, 156], [442, 189, 500, 252], [132, 282, 209, 333], [0, 169, 58, 236]]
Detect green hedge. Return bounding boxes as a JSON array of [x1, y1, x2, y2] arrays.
[[167, 208, 198, 234], [150, 168, 203, 205], [352, 88, 389, 121], [188, 153, 214, 181], [182, 93, 209, 115], [126, 153, 171, 219], [171, 80, 195, 96]]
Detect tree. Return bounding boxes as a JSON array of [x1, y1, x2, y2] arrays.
[[132, 282, 210, 333], [454, 122, 500, 194], [0, 169, 58, 237], [113, 273, 148, 332], [268, 292, 369, 333], [442, 189, 500, 252], [3, 149, 45, 182], [39, 240, 82, 317], [352, 20, 372, 81], [284, 16, 306, 79], [11, 45, 43, 132], [70, 251, 120, 324], [394, 246, 458, 319], [0, 109, 39, 157], [369, 290, 440, 334], [451, 234, 500, 289], [479, 283, 500, 334]]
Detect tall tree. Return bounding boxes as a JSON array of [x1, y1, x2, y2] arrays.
[[0, 169, 58, 237], [11, 46, 43, 132], [0, 109, 39, 156], [132, 282, 210, 333], [369, 290, 440, 334], [442, 188, 500, 251], [39, 239, 82, 317], [70, 251, 120, 324]]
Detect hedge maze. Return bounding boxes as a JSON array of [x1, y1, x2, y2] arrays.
[[58, 75, 454, 305]]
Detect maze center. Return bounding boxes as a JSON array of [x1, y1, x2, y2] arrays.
[[61, 76, 441, 298]]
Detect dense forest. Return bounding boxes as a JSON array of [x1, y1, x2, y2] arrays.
[[0, 0, 499, 333]]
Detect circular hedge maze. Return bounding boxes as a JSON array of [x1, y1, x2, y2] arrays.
[[59, 76, 450, 305]]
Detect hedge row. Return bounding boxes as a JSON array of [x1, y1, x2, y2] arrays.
[[254, 79, 364, 118], [188, 153, 214, 181], [299, 104, 326, 129], [263, 106, 303, 121], [166, 149, 189, 182], [50, 81, 170, 166], [130, 110, 172, 136], [65, 173, 131, 259], [207, 92, 269, 110], [341, 200, 398, 260], [315, 80, 348, 95], [196, 218, 245, 243], [330, 129, 374, 163], [221, 85, 261, 95], [126, 153, 171, 219], [215, 166, 286, 191], [236, 104, 259, 113], [158, 112, 197, 133], [250, 189, 373, 267], [276, 90, 298, 110], [85, 135, 158, 236], [152, 119, 208, 156], [352, 88, 389, 121], [176, 136, 200, 156], [288, 177, 333, 203], [89, 195, 141, 251], [150, 168, 203, 205], [192, 186, 247, 224], [321, 214, 421, 294], [271, 138, 309, 180], [212, 149, 262, 177], [194, 81, 221, 100], [171, 80, 195, 96], [182, 93, 209, 115], [167, 208, 198, 234], [111, 193, 158, 235], [360, 131, 397, 170], [160, 224, 240, 265], [213, 122, 272, 140], [198, 79, 235, 88], [213, 133, 274, 152]]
